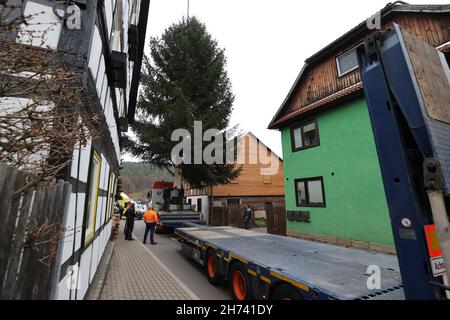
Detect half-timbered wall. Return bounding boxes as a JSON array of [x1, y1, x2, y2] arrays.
[[8, 0, 143, 300], [56, 0, 141, 300]]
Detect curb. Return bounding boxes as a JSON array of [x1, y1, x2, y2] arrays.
[[84, 239, 115, 300], [134, 233, 200, 300]]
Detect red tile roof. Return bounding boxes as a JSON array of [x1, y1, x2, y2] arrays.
[[270, 82, 363, 128], [437, 41, 450, 53]]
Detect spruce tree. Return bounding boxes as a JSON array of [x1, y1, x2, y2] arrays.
[[126, 17, 241, 188]]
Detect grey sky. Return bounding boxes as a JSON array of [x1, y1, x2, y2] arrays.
[[125, 0, 444, 161]]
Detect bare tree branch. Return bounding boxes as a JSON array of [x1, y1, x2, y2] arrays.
[[1, 1, 105, 196]]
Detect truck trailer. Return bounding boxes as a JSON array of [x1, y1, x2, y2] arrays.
[[175, 226, 403, 300], [148, 181, 204, 232]]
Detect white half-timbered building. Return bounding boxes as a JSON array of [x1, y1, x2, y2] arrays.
[[5, 0, 150, 300]]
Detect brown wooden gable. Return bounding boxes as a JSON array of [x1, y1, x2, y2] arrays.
[[211, 133, 284, 197], [269, 10, 450, 130], [184, 133, 285, 198]]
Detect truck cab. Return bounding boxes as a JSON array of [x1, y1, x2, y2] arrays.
[[147, 181, 204, 232]]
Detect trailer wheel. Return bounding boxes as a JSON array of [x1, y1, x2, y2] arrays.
[[272, 284, 304, 300], [229, 263, 252, 300], [205, 250, 222, 286]]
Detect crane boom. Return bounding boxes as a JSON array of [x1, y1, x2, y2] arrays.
[[357, 24, 450, 299]]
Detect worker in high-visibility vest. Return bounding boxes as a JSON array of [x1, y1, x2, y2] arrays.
[[143, 207, 160, 245]]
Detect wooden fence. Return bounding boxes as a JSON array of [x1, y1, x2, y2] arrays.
[[266, 205, 287, 236], [209, 204, 286, 236], [209, 206, 228, 226], [0, 164, 71, 300], [210, 205, 245, 228], [228, 204, 244, 228], [210, 204, 267, 230]]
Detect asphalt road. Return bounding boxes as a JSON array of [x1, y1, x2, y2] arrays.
[[132, 221, 231, 300]]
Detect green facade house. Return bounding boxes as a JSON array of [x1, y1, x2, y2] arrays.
[[268, 3, 450, 253]]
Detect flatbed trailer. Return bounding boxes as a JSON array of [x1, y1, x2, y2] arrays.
[[158, 211, 204, 228], [156, 210, 204, 233], [175, 226, 404, 300]]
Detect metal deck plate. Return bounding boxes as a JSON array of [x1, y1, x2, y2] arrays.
[[178, 226, 404, 300], [427, 118, 450, 194], [398, 27, 450, 194]]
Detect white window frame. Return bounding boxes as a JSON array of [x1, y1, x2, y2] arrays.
[[111, 0, 123, 52], [84, 150, 102, 246], [131, 0, 140, 25], [336, 45, 360, 77]]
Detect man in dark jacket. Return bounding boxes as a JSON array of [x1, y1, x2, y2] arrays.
[[125, 202, 135, 240], [242, 205, 252, 230]]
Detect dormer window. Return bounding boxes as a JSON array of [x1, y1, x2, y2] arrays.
[[336, 46, 359, 77]]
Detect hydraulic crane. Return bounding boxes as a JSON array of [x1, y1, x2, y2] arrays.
[[357, 24, 450, 300]]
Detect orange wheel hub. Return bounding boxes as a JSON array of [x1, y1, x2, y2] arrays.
[[207, 256, 216, 278], [232, 270, 247, 300]]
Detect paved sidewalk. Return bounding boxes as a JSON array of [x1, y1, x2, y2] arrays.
[[99, 233, 198, 300]]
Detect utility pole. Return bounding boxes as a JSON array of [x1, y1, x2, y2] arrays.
[[187, 0, 190, 19]]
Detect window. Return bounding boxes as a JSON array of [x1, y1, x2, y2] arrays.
[[105, 172, 116, 223], [294, 177, 325, 207], [197, 198, 202, 212], [291, 120, 320, 151], [111, 0, 123, 52], [336, 46, 359, 77], [131, 0, 140, 25], [84, 150, 102, 246]]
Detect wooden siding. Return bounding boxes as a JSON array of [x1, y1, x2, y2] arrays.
[[185, 185, 209, 197], [282, 13, 450, 120], [212, 134, 284, 197], [185, 134, 285, 198], [402, 27, 450, 125]]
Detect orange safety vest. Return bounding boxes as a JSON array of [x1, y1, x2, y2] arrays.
[[144, 210, 159, 223]]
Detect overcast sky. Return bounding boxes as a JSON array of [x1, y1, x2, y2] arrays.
[[125, 0, 444, 161]]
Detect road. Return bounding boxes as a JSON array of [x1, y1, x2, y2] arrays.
[[132, 221, 231, 300]]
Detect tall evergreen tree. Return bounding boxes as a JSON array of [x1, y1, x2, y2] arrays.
[[126, 17, 241, 188]]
